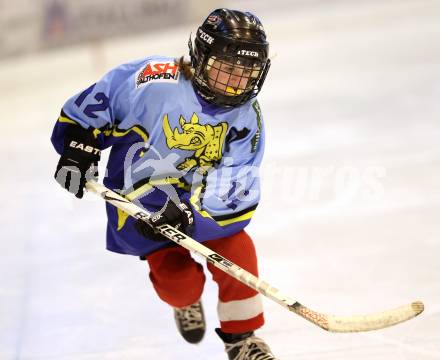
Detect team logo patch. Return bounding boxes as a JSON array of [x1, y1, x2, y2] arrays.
[[206, 15, 220, 25], [162, 112, 228, 173], [136, 61, 180, 88]]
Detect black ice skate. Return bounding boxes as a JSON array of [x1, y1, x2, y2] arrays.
[[215, 328, 278, 360], [173, 300, 206, 344]]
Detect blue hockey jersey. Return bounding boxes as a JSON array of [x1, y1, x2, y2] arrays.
[[51, 55, 265, 257]]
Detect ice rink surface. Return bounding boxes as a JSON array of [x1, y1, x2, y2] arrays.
[[0, 0, 439, 359]]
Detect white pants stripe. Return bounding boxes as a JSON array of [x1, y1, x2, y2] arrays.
[[218, 294, 263, 322]]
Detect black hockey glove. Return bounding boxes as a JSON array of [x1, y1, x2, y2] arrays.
[[134, 200, 194, 242], [54, 125, 101, 199]]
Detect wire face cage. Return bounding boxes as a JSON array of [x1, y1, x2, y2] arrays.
[[204, 56, 263, 97], [192, 48, 270, 107]]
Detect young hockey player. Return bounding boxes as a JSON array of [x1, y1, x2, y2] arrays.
[[52, 8, 276, 360]]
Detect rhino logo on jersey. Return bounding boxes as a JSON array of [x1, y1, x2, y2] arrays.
[[162, 112, 228, 173]]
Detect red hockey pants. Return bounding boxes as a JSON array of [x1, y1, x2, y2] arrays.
[[146, 230, 264, 333]]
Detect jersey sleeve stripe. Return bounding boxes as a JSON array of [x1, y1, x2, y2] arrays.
[[58, 112, 78, 125], [92, 125, 150, 143]]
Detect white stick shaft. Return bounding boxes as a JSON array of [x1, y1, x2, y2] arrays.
[[85, 180, 424, 332], [85, 181, 296, 308]]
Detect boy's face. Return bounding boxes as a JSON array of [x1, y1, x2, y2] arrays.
[[206, 58, 259, 96]]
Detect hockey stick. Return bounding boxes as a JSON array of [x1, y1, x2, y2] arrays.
[[85, 180, 424, 332]]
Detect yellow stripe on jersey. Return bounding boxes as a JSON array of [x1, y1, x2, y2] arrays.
[[216, 210, 255, 226], [117, 208, 130, 231], [58, 115, 78, 125], [125, 178, 186, 201], [189, 185, 256, 226], [93, 126, 149, 142], [190, 185, 213, 220], [111, 126, 149, 143], [58, 112, 148, 143], [116, 178, 188, 231]]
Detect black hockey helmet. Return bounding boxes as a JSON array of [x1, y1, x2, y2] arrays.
[[189, 8, 270, 107]]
